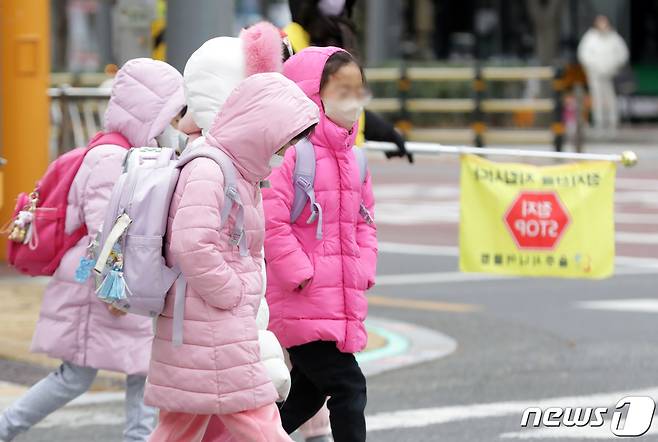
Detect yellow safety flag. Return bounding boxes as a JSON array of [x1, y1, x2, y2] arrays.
[[151, 0, 166, 61], [459, 154, 616, 279]]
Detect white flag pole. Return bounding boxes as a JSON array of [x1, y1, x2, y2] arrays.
[[363, 141, 639, 167]]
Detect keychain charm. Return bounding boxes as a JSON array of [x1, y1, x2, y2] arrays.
[[96, 244, 128, 303], [7, 192, 39, 248], [74, 236, 100, 283]]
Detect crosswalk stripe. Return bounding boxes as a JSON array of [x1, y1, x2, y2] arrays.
[[615, 232, 658, 244], [379, 242, 459, 256], [576, 298, 658, 313], [376, 271, 515, 285], [366, 386, 658, 432]]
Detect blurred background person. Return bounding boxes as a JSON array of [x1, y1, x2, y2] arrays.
[[578, 14, 629, 137]]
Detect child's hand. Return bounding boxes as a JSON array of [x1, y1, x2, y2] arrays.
[[298, 278, 311, 290], [107, 304, 127, 317]]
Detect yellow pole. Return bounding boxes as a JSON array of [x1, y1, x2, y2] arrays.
[[0, 0, 50, 260]]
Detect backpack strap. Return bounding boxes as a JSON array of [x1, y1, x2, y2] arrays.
[[353, 146, 368, 185], [88, 131, 131, 150], [172, 269, 186, 346], [177, 145, 248, 257], [170, 146, 249, 346], [291, 139, 323, 240], [352, 147, 374, 225]]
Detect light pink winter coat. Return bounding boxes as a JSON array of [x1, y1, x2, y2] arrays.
[[263, 47, 378, 354], [144, 72, 319, 415], [30, 58, 185, 375]]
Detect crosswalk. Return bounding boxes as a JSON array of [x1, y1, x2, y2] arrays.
[[576, 298, 658, 313], [366, 386, 658, 439], [373, 178, 658, 257]]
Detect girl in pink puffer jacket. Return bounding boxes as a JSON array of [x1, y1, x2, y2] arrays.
[[0, 58, 186, 442], [144, 72, 319, 442], [263, 47, 378, 442]]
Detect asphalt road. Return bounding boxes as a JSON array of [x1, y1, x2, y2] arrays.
[[6, 144, 658, 441]]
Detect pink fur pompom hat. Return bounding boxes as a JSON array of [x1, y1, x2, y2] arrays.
[[181, 21, 284, 133]]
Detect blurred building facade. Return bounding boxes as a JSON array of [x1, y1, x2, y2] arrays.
[[49, 1, 657, 69]]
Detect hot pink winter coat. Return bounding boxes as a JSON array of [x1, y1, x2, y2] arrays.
[[144, 72, 319, 415], [263, 47, 378, 354], [30, 58, 186, 375]]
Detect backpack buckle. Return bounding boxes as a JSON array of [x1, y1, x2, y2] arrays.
[[225, 186, 239, 201], [295, 176, 312, 191]]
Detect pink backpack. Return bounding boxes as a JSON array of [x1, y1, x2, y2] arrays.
[[6, 132, 131, 276]]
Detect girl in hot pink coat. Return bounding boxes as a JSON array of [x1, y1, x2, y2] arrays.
[[144, 72, 319, 442], [0, 58, 186, 442], [263, 47, 377, 442]]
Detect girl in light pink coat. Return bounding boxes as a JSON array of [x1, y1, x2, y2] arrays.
[[144, 72, 319, 442], [0, 58, 186, 442], [263, 46, 377, 442]]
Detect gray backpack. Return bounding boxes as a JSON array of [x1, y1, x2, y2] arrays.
[[290, 138, 373, 240], [93, 141, 246, 345]]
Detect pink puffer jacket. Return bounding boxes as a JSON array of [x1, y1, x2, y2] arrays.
[[263, 47, 378, 354], [30, 58, 186, 375], [144, 72, 319, 415]]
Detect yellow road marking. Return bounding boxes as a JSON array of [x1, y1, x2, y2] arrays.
[[368, 295, 481, 313]]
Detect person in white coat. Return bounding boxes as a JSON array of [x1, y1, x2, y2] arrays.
[[578, 15, 629, 136]]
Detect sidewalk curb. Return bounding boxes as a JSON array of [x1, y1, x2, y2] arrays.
[[359, 316, 457, 377]]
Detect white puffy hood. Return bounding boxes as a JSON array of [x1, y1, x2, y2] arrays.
[[183, 21, 283, 131], [184, 37, 245, 131]]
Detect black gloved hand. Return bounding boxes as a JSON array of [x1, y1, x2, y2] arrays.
[[364, 110, 414, 164], [383, 136, 414, 164]]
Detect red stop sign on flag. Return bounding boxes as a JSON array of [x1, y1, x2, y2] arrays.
[[504, 191, 571, 250]]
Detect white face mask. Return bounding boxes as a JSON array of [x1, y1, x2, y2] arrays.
[[269, 154, 285, 168], [323, 99, 363, 130], [156, 125, 189, 152]]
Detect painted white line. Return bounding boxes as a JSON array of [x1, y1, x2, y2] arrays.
[[374, 184, 459, 199], [613, 267, 658, 276], [375, 179, 658, 195], [0, 276, 49, 285], [35, 407, 124, 429], [615, 212, 658, 224], [616, 232, 658, 245], [366, 386, 658, 432], [616, 178, 658, 190], [379, 242, 658, 268], [615, 256, 658, 269], [376, 209, 658, 226], [500, 426, 658, 439], [615, 191, 658, 206], [376, 271, 515, 286], [373, 266, 654, 286], [376, 202, 459, 225], [0, 390, 126, 411], [379, 242, 459, 256], [576, 298, 658, 313], [69, 391, 126, 406]]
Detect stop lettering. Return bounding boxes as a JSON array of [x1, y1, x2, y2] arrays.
[[504, 191, 570, 249]]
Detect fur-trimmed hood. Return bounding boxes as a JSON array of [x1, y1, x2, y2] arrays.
[[183, 21, 284, 132]]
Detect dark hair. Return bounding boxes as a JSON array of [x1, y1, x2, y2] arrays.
[[319, 51, 365, 92], [178, 105, 188, 118], [282, 41, 293, 62], [293, 123, 317, 142], [289, 0, 360, 58]]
